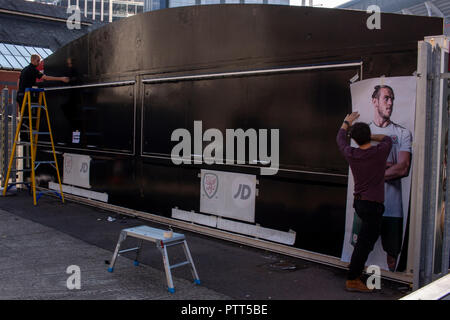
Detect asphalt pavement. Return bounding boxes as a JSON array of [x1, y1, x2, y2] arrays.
[[0, 190, 411, 300]]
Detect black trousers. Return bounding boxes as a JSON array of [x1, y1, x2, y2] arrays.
[[348, 199, 385, 280]]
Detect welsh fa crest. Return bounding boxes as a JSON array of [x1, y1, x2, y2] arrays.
[[203, 173, 218, 199], [390, 135, 399, 144]]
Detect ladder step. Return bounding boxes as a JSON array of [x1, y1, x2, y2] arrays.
[[118, 247, 140, 254], [10, 169, 31, 172], [32, 131, 50, 135], [34, 161, 55, 164], [14, 156, 31, 159], [37, 191, 56, 195], [30, 104, 46, 109], [169, 261, 190, 270], [6, 182, 30, 186], [16, 142, 31, 146]]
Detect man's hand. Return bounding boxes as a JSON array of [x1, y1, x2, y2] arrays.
[[62, 77, 70, 83], [344, 112, 360, 126], [341, 112, 360, 130]]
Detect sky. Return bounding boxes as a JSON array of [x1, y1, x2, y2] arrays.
[[290, 0, 351, 8]]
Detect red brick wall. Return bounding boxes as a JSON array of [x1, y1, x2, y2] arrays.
[[0, 70, 20, 94]]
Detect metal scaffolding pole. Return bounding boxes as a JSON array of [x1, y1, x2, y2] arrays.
[[1, 88, 8, 187], [412, 36, 450, 290]]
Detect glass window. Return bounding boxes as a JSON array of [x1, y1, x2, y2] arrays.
[[34, 47, 48, 58], [225, 0, 240, 3], [15, 45, 31, 59], [0, 43, 10, 55], [24, 46, 38, 55], [169, 0, 196, 8], [201, 0, 220, 4], [151, 0, 160, 10], [4, 43, 20, 56], [43, 48, 53, 56], [3, 54, 22, 69], [245, 0, 263, 3], [15, 56, 29, 68], [0, 54, 12, 69]]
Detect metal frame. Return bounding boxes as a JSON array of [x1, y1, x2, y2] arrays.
[[1, 88, 17, 188], [39, 80, 137, 156], [411, 36, 450, 291], [139, 62, 362, 177]]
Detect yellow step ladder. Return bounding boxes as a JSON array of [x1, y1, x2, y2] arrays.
[[2, 88, 64, 205]]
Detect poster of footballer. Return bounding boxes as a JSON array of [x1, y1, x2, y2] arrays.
[[341, 76, 416, 272]]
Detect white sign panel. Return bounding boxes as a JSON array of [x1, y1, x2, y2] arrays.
[[63, 153, 91, 189], [72, 131, 80, 144], [200, 170, 256, 223]]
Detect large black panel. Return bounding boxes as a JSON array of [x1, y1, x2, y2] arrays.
[[44, 85, 134, 153], [36, 5, 443, 258], [143, 66, 358, 174]]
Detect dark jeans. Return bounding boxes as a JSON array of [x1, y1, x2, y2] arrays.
[[348, 199, 385, 280]]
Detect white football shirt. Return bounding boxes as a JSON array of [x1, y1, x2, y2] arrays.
[[369, 121, 412, 218]]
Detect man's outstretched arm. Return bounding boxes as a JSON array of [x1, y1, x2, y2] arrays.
[[42, 75, 69, 83]]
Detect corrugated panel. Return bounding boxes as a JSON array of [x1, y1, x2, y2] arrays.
[[433, 0, 450, 17], [405, 2, 428, 16]]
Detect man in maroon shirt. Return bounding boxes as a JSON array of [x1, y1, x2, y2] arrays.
[[337, 112, 392, 292]]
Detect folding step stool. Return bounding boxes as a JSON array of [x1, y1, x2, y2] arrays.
[[107, 225, 201, 293]]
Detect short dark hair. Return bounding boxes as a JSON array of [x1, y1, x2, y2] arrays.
[[350, 122, 371, 146], [372, 85, 394, 100]]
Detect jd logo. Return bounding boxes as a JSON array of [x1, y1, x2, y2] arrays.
[[231, 177, 253, 208], [203, 173, 218, 199], [80, 162, 89, 173], [234, 184, 251, 200]]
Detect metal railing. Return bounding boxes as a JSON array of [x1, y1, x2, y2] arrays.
[[0, 88, 17, 188]]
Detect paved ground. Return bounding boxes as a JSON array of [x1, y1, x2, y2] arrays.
[[0, 208, 229, 300], [0, 190, 412, 300]]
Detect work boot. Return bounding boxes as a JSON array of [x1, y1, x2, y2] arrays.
[[345, 278, 374, 293]]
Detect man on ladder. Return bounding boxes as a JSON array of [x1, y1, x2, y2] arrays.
[[3, 54, 69, 205], [17, 54, 69, 107]]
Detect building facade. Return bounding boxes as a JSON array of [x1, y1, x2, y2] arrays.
[[31, 0, 290, 22], [338, 0, 449, 35], [145, 0, 290, 12]]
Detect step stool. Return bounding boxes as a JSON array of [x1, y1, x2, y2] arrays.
[[107, 225, 201, 294]]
